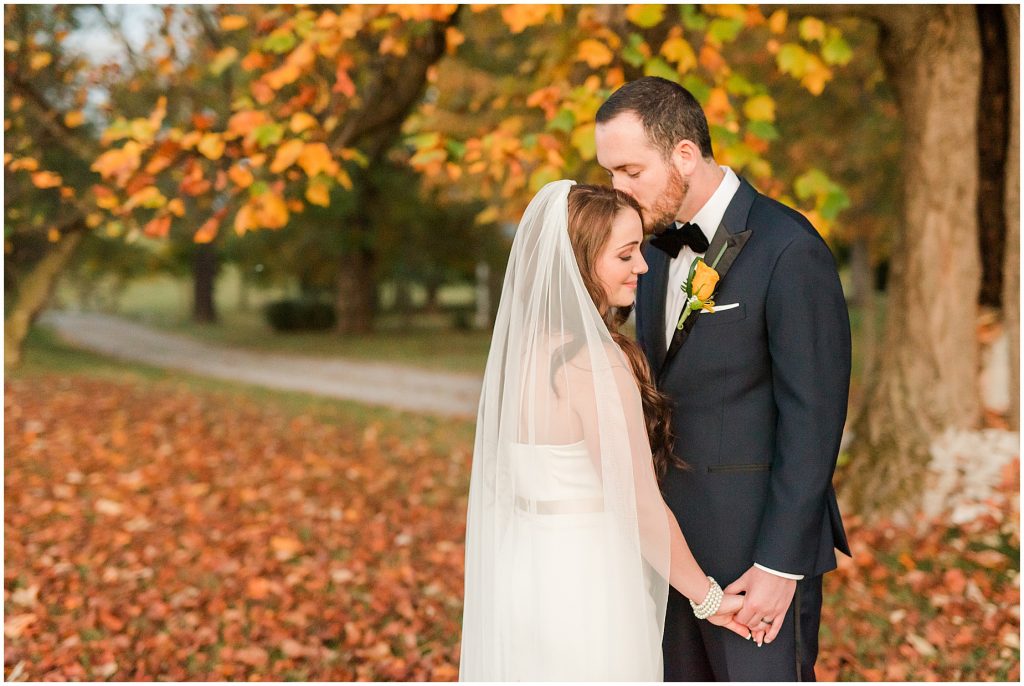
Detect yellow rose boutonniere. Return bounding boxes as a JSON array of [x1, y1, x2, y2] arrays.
[[677, 243, 728, 330]]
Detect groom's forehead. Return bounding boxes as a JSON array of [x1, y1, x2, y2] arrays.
[[596, 116, 659, 164]]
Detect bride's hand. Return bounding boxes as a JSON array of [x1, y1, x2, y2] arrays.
[[705, 592, 752, 639]]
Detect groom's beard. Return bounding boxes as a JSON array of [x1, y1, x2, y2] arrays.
[[646, 164, 689, 232]]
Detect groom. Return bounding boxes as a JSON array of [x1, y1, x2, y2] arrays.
[[595, 77, 851, 681]]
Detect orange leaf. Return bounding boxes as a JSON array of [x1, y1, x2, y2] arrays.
[[220, 14, 248, 31], [64, 110, 84, 128], [297, 142, 336, 177], [143, 214, 171, 238], [270, 139, 305, 173], [30, 171, 62, 189], [226, 110, 268, 140], [289, 112, 318, 134], [333, 55, 356, 97], [91, 144, 142, 184], [198, 133, 225, 160], [306, 179, 330, 206], [576, 39, 613, 68], [228, 164, 254, 188]]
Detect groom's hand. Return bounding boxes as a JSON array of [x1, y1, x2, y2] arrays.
[[723, 566, 796, 645]]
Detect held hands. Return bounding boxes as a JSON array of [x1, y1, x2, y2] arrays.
[[723, 566, 797, 646], [705, 592, 753, 639]]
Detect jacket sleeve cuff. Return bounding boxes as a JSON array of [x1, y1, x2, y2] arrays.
[[754, 562, 804, 580]]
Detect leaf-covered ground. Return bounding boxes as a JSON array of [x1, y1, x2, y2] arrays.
[[5, 375, 1019, 680]]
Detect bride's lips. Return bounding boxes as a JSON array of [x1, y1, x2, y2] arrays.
[[624, 280, 638, 289]]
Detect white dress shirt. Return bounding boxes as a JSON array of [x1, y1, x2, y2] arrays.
[[661, 166, 803, 582]]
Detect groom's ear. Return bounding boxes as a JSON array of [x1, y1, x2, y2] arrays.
[[672, 139, 701, 176]]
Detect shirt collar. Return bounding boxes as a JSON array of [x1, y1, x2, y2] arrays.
[[677, 166, 741, 245]]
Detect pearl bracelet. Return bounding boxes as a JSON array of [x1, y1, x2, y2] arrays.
[[689, 576, 723, 619]]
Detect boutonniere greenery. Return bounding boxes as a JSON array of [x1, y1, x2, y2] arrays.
[[676, 243, 729, 330]]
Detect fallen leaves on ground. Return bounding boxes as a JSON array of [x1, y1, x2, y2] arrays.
[[4, 375, 1019, 680]]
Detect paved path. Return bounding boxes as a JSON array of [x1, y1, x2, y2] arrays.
[[40, 310, 483, 419]]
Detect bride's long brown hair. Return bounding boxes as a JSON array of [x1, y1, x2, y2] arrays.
[[566, 184, 684, 485]]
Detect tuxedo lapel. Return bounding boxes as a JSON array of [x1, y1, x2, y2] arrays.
[[659, 178, 758, 377], [640, 245, 671, 372]]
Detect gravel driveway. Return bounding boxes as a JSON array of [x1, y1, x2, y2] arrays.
[[40, 310, 483, 419]]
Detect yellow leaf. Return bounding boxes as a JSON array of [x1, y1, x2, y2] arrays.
[[297, 142, 335, 177], [270, 139, 305, 174], [576, 39, 613, 69], [125, 185, 167, 210], [799, 17, 826, 43], [29, 51, 52, 71], [167, 198, 186, 217], [768, 9, 788, 34], [197, 133, 225, 160], [220, 14, 248, 31], [660, 37, 697, 73], [9, 95, 23, 112], [570, 122, 596, 161], [64, 111, 84, 128], [475, 205, 500, 225], [306, 179, 330, 206], [289, 112, 318, 134], [625, 4, 665, 29], [86, 213, 103, 228], [743, 95, 775, 122], [31, 171, 63, 189], [801, 56, 833, 95], [335, 167, 353, 190], [209, 46, 239, 76]]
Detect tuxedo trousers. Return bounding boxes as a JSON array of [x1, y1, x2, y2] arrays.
[[662, 575, 824, 682]]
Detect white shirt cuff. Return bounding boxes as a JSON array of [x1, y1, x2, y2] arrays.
[[754, 563, 804, 580]]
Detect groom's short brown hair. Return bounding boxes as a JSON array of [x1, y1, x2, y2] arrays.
[[596, 77, 714, 160]]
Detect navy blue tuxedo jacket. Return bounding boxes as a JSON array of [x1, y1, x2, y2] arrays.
[[636, 177, 851, 583]]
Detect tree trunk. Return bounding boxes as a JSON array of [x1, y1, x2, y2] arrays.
[[843, 6, 983, 516], [849, 236, 877, 387], [334, 247, 376, 335], [1003, 5, 1020, 429], [192, 241, 219, 323], [976, 5, 1010, 309], [334, 180, 378, 335], [4, 230, 83, 370]]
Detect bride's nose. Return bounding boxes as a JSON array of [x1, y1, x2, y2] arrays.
[[634, 253, 648, 275]]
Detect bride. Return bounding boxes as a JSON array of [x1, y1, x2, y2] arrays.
[[460, 180, 755, 681]]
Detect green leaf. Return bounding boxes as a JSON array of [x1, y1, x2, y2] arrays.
[[822, 34, 853, 66], [794, 168, 831, 200], [626, 4, 665, 29], [643, 57, 679, 82], [622, 33, 647, 68], [445, 139, 467, 160], [249, 180, 269, 197], [707, 17, 744, 44], [407, 132, 441, 150], [776, 43, 809, 77], [547, 107, 576, 134], [820, 188, 851, 220], [252, 123, 284, 148], [743, 94, 775, 122], [681, 75, 710, 105], [724, 73, 756, 96], [709, 124, 739, 148], [746, 120, 779, 141], [571, 123, 596, 160], [263, 28, 297, 54], [529, 166, 562, 192], [679, 4, 708, 31]]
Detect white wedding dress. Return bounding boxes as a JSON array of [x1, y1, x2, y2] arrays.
[[494, 441, 662, 681], [460, 181, 671, 681]]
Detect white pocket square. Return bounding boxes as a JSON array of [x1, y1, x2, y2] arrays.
[[702, 302, 739, 313]]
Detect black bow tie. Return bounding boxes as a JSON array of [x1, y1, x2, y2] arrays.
[[649, 222, 709, 258]]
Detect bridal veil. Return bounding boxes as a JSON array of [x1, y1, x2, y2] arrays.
[[460, 180, 672, 680]]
